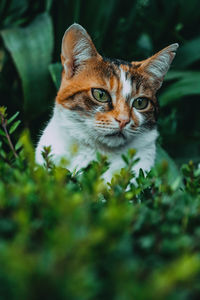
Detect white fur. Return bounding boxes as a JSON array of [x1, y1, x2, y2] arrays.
[[133, 107, 144, 125], [147, 43, 179, 79], [147, 53, 170, 78], [73, 38, 92, 64], [120, 68, 132, 98], [36, 103, 158, 183]]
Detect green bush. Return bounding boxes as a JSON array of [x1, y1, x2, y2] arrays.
[[0, 108, 200, 300], [1, 1, 200, 299], [0, 0, 200, 163]]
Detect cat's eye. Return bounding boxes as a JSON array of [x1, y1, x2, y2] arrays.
[[91, 88, 110, 103], [132, 97, 149, 110]]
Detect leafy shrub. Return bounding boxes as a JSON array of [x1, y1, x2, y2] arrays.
[[0, 0, 200, 163], [1, 1, 200, 298], [0, 108, 200, 300]]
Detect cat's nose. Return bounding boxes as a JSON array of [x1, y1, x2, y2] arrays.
[[115, 117, 130, 130]]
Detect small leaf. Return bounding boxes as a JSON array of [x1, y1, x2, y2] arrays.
[[15, 139, 23, 151], [128, 148, 136, 158], [7, 111, 19, 125], [139, 168, 145, 178], [0, 149, 6, 158], [0, 128, 6, 137], [0, 106, 7, 117], [9, 120, 21, 134], [122, 154, 129, 165]]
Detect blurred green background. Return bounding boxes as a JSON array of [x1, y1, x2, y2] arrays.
[[0, 0, 200, 164]]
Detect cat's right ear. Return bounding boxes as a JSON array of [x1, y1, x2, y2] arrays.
[[61, 23, 100, 78]]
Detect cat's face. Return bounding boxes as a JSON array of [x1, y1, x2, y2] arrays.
[[56, 24, 178, 148]]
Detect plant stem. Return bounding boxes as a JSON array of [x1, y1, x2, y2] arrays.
[[0, 112, 18, 158]]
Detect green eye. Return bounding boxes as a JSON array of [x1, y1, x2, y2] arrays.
[[91, 88, 110, 102], [133, 97, 149, 110]]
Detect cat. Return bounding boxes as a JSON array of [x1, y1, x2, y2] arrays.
[[36, 23, 178, 182]]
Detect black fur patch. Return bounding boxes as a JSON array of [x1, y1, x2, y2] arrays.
[[103, 57, 132, 68], [69, 105, 85, 111]]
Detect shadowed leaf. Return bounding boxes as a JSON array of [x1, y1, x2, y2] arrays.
[[160, 72, 200, 106], [174, 36, 200, 69], [1, 13, 54, 119], [49, 62, 62, 90]]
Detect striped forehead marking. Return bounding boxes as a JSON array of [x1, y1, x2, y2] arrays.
[[119, 67, 132, 99]]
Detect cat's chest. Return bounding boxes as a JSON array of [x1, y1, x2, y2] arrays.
[[69, 146, 125, 176], [67, 141, 156, 182]]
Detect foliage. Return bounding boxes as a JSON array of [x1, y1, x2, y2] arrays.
[[0, 108, 200, 300], [0, 1, 200, 299], [1, 13, 54, 118], [0, 0, 200, 162]]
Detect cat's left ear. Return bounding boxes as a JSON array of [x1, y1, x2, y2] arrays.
[[61, 23, 101, 78], [138, 43, 179, 88]]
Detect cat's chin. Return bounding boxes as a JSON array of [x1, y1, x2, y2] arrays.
[[96, 133, 129, 149]]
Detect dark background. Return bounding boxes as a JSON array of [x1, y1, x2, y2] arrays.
[[0, 0, 200, 165]]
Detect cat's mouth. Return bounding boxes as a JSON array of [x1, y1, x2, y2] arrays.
[[105, 131, 126, 139]]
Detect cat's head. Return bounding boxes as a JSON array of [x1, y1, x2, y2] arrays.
[[56, 23, 178, 148]]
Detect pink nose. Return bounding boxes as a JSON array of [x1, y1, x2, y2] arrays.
[[115, 117, 130, 130]]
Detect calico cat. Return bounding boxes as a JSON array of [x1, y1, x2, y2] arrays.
[[36, 23, 178, 182]]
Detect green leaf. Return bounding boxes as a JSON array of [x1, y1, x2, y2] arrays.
[[15, 139, 23, 151], [156, 145, 180, 184], [49, 63, 62, 90], [86, 0, 120, 48], [0, 128, 6, 137], [9, 120, 21, 134], [174, 36, 200, 69], [73, 0, 81, 22], [0, 0, 7, 16], [45, 0, 53, 12], [1, 13, 54, 119], [165, 70, 199, 81], [121, 154, 129, 165], [0, 149, 6, 158], [160, 72, 200, 106], [7, 111, 19, 125], [1, 0, 28, 27]]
